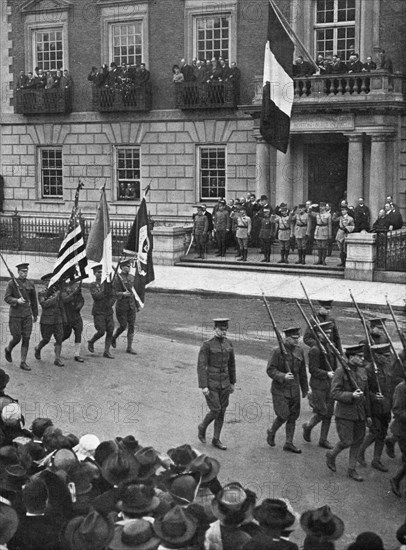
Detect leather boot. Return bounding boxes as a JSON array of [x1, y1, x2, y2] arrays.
[[284, 251, 289, 264], [303, 414, 321, 443], [301, 250, 306, 265], [267, 417, 284, 447], [316, 250, 323, 265], [278, 252, 285, 264], [295, 250, 302, 264], [266, 252, 271, 262], [284, 422, 301, 453], [322, 249, 327, 266], [358, 432, 375, 466], [326, 442, 346, 472], [337, 252, 345, 267], [242, 249, 248, 262], [54, 344, 65, 367], [385, 436, 396, 459], [390, 464, 406, 497], [126, 334, 137, 355], [319, 417, 333, 449], [371, 440, 388, 472]]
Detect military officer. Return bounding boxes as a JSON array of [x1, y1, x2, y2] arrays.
[[61, 279, 85, 362], [266, 327, 309, 453], [309, 202, 332, 266], [87, 265, 116, 359], [336, 205, 355, 267], [197, 318, 236, 450], [290, 203, 309, 265], [35, 273, 66, 367], [303, 321, 338, 449], [4, 263, 38, 371], [112, 259, 138, 354], [327, 344, 371, 482], [274, 203, 292, 264]]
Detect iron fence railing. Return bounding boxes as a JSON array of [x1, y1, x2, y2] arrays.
[[15, 88, 73, 114], [375, 228, 406, 272], [174, 81, 238, 109], [91, 83, 152, 112]]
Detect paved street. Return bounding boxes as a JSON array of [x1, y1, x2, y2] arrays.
[[1, 283, 405, 548]]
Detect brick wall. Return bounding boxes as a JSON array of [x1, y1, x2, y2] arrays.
[[379, 0, 406, 75]]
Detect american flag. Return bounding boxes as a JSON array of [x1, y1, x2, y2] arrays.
[[48, 180, 88, 288]]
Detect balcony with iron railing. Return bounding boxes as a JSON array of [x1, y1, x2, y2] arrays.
[[15, 87, 73, 115], [174, 81, 239, 110], [91, 83, 152, 112]]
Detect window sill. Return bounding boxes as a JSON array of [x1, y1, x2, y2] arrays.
[[35, 200, 66, 204], [111, 201, 141, 205]]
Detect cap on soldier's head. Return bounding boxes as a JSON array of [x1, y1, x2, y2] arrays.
[[40, 273, 53, 282], [319, 201, 327, 208], [280, 203, 287, 209], [284, 327, 300, 337], [371, 343, 391, 354], [318, 299, 333, 308], [369, 317, 386, 327], [344, 344, 364, 357], [219, 199, 226, 205], [91, 264, 103, 273], [260, 195, 268, 201], [119, 259, 132, 268], [196, 205, 204, 211], [16, 263, 29, 271], [213, 318, 229, 329], [317, 321, 334, 331], [298, 203, 305, 208]]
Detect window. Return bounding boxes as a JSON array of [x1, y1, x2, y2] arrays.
[[110, 22, 143, 66], [195, 16, 230, 60], [41, 149, 63, 198], [34, 29, 63, 71], [200, 147, 226, 200], [314, 0, 356, 61], [116, 147, 141, 201]]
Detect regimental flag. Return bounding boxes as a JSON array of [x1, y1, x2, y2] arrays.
[[48, 181, 88, 288], [86, 185, 112, 283], [260, 0, 295, 154], [123, 188, 154, 308]]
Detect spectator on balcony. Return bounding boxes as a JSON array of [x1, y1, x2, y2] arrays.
[[172, 65, 184, 83], [293, 55, 315, 77], [136, 63, 150, 85], [60, 69, 73, 89], [95, 64, 108, 87], [384, 202, 403, 231], [87, 66, 98, 83], [377, 49, 393, 73], [362, 56, 377, 72], [45, 71, 55, 90], [16, 70, 28, 89], [34, 68, 46, 88], [229, 61, 241, 83], [24, 71, 36, 88], [323, 54, 334, 74], [385, 195, 400, 213], [315, 53, 326, 73], [346, 53, 363, 73], [192, 57, 197, 69], [180, 58, 195, 82], [331, 54, 347, 74], [354, 198, 370, 232], [194, 60, 208, 82], [372, 209, 387, 233], [219, 59, 230, 80], [208, 59, 223, 82]]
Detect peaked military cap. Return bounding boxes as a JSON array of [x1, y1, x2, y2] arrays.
[[368, 317, 386, 327], [318, 299, 333, 307], [371, 343, 391, 354], [91, 265, 103, 273], [16, 263, 29, 270], [344, 344, 364, 356], [213, 318, 229, 328], [284, 327, 301, 337]]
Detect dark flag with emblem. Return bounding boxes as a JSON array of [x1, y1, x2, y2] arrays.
[[49, 181, 88, 288], [260, 0, 295, 154], [123, 184, 154, 308]]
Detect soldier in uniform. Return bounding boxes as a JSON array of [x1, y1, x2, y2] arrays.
[[112, 259, 138, 355], [290, 203, 309, 265], [389, 378, 406, 497], [197, 318, 236, 450], [274, 203, 292, 264], [4, 263, 38, 371], [61, 280, 85, 363], [309, 202, 332, 266], [193, 205, 209, 259], [266, 327, 309, 453], [327, 344, 371, 482], [303, 299, 342, 353], [358, 343, 395, 472], [336, 205, 355, 267], [87, 265, 116, 359], [360, 317, 389, 362], [35, 273, 66, 367], [235, 206, 251, 262], [303, 321, 337, 449]]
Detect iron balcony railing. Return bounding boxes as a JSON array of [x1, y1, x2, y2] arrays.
[[375, 228, 406, 272], [15, 87, 73, 115], [91, 83, 152, 112], [174, 81, 239, 109]]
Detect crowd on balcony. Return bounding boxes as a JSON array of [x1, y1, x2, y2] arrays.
[[0, 367, 405, 550], [191, 193, 403, 265], [293, 48, 393, 77], [88, 62, 150, 90], [172, 58, 241, 85], [15, 68, 73, 91]]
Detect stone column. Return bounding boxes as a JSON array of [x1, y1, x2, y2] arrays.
[[253, 131, 270, 199], [345, 133, 364, 207], [369, 134, 389, 222]]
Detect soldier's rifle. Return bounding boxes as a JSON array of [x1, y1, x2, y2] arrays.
[[0, 251, 24, 300], [349, 289, 383, 395], [386, 296, 406, 352], [378, 320, 406, 376], [261, 292, 291, 373], [300, 280, 318, 320], [295, 300, 333, 372]]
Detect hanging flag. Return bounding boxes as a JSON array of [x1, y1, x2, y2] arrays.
[[48, 180, 88, 288], [260, 0, 295, 154], [86, 185, 112, 283], [123, 191, 154, 309]]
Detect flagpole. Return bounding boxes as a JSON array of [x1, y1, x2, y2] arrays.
[[269, 0, 319, 73]]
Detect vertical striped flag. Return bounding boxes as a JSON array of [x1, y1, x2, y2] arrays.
[[86, 185, 112, 283], [260, 0, 295, 154], [48, 181, 88, 288]]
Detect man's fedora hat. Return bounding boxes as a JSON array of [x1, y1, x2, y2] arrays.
[[300, 505, 344, 541]]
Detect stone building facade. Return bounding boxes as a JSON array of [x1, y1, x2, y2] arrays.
[[0, 0, 405, 224]]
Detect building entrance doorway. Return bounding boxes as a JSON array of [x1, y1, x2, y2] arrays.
[[307, 141, 348, 210]]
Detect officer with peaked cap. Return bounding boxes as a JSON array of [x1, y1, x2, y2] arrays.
[[88, 265, 116, 359], [4, 263, 38, 371], [266, 327, 309, 453], [197, 318, 236, 450], [112, 259, 138, 354]]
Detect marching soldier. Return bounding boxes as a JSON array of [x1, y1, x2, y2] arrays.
[[309, 202, 331, 266], [303, 321, 337, 449], [61, 280, 85, 363], [290, 203, 309, 265], [274, 204, 292, 264], [360, 317, 389, 362], [266, 327, 309, 453], [197, 318, 236, 450], [35, 273, 66, 367], [4, 263, 38, 371], [112, 259, 138, 355], [87, 265, 116, 359], [303, 299, 342, 353], [389, 377, 406, 497], [358, 343, 395, 472], [327, 344, 371, 482]]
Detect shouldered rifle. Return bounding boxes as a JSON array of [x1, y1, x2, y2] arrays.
[[386, 296, 406, 352], [378, 320, 406, 376], [262, 292, 291, 373], [0, 251, 24, 300], [296, 300, 333, 372], [300, 281, 318, 320], [349, 289, 382, 395], [316, 322, 361, 392]]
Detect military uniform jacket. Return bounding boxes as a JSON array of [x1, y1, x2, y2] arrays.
[[194, 214, 208, 236], [303, 315, 342, 352], [331, 366, 371, 421], [390, 381, 406, 439], [291, 212, 309, 239], [267, 345, 309, 399], [61, 283, 84, 323], [312, 212, 332, 240], [90, 282, 116, 316], [38, 289, 66, 325], [309, 346, 337, 392], [365, 356, 395, 416], [336, 214, 354, 243], [197, 336, 236, 391], [113, 273, 136, 312], [5, 278, 38, 319], [275, 215, 292, 241]]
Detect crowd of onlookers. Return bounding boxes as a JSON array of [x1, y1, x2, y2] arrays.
[[0, 367, 405, 550], [172, 58, 241, 85], [16, 68, 73, 91], [88, 62, 150, 89]]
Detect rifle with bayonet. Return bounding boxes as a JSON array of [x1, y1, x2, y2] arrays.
[[0, 252, 24, 300], [386, 296, 406, 353], [296, 300, 333, 372], [262, 292, 291, 373]]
